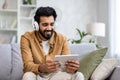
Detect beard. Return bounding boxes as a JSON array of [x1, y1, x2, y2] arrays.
[[39, 29, 54, 40]]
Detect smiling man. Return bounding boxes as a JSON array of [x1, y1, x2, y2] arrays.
[[20, 6, 84, 80]]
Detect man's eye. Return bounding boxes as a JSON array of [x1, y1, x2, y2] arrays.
[[42, 23, 48, 27], [50, 23, 54, 26]]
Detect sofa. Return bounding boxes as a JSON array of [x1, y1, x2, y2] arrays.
[[0, 43, 119, 80]]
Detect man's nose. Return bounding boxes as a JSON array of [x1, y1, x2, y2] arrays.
[[46, 25, 52, 30]]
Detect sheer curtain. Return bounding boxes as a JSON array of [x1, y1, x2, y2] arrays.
[[115, 0, 120, 57], [109, 0, 120, 58]]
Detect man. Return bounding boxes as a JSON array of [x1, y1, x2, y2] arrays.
[[21, 6, 84, 80]]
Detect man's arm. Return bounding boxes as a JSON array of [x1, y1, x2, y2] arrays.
[[21, 35, 61, 74], [61, 36, 70, 55], [20, 35, 40, 74]]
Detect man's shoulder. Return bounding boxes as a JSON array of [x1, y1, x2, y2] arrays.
[[21, 30, 35, 39]]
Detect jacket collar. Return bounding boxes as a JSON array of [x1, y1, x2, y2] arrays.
[[35, 31, 56, 45]]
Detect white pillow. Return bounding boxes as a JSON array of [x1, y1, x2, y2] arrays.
[[91, 58, 118, 80]]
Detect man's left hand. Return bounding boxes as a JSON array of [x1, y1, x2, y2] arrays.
[[65, 60, 79, 73]]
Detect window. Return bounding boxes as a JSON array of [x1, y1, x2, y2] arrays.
[[109, 0, 120, 57], [114, 0, 120, 57]]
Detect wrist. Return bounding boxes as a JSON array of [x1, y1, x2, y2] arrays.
[[66, 68, 73, 73], [38, 64, 45, 75], [66, 68, 78, 73], [38, 65, 41, 72]]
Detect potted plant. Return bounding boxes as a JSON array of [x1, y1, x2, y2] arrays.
[[69, 28, 88, 44], [69, 28, 101, 49]]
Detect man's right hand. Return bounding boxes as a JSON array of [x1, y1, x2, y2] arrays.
[[38, 60, 60, 74]]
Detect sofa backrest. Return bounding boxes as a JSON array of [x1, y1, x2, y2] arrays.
[[0, 43, 96, 80], [69, 43, 97, 60]]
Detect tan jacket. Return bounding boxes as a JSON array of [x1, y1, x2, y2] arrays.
[[20, 31, 70, 74]]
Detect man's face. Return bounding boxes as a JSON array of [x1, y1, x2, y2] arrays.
[[39, 16, 55, 40]]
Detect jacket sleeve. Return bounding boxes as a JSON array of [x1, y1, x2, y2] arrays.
[[20, 35, 40, 74], [61, 36, 70, 55]]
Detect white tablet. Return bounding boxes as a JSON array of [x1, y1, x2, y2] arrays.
[[54, 54, 78, 71]]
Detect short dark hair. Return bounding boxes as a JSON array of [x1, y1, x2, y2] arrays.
[[34, 6, 57, 24]]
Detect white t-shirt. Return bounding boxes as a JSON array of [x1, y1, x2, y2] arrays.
[[41, 40, 50, 55]]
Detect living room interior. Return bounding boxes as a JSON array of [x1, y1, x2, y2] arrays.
[[0, 0, 120, 80]]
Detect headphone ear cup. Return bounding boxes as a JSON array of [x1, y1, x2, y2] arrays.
[[33, 21, 39, 31]]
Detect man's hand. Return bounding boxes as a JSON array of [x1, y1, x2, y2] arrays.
[[65, 60, 79, 73], [38, 60, 61, 74]]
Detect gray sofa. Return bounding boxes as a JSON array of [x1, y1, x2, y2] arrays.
[[0, 43, 119, 80]]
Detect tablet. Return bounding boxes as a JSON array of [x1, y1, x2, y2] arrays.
[[54, 54, 78, 71]]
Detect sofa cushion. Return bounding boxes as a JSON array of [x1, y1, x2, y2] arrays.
[[78, 48, 108, 80], [0, 44, 12, 80], [69, 43, 96, 60], [11, 44, 23, 80], [91, 58, 118, 80]]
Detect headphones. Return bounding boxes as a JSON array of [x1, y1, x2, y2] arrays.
[[32, 20, 39, 31], [32, 8, 39, 31]]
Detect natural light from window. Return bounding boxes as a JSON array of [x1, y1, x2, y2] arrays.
[[115, 0, 120, 57]]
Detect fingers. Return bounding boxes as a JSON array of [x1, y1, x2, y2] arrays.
[[54, 61, 61, 67], [45, 60, 61, 73], [65, 60, 79, 72], [66, 60, 79, 67], [46, 60, 61, 67], [66, 66, 77, 72]]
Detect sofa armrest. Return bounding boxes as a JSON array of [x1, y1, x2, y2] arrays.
[[107, 66, 120, 80]]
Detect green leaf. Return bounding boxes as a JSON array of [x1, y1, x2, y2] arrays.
[[73, 40, 81, 44], [27, 0, 32, 4], [76, 28, 82, 39]]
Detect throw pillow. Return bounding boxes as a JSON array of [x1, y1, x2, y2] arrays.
[[91, 58, 118, 80], [78, 48, 108, 80]]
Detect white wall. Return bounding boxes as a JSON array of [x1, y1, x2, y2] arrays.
[[37, 0, 97, 40], [37, 0, 110, 49], [0, 0, 17, 9], [97, 0, 109, 47]]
